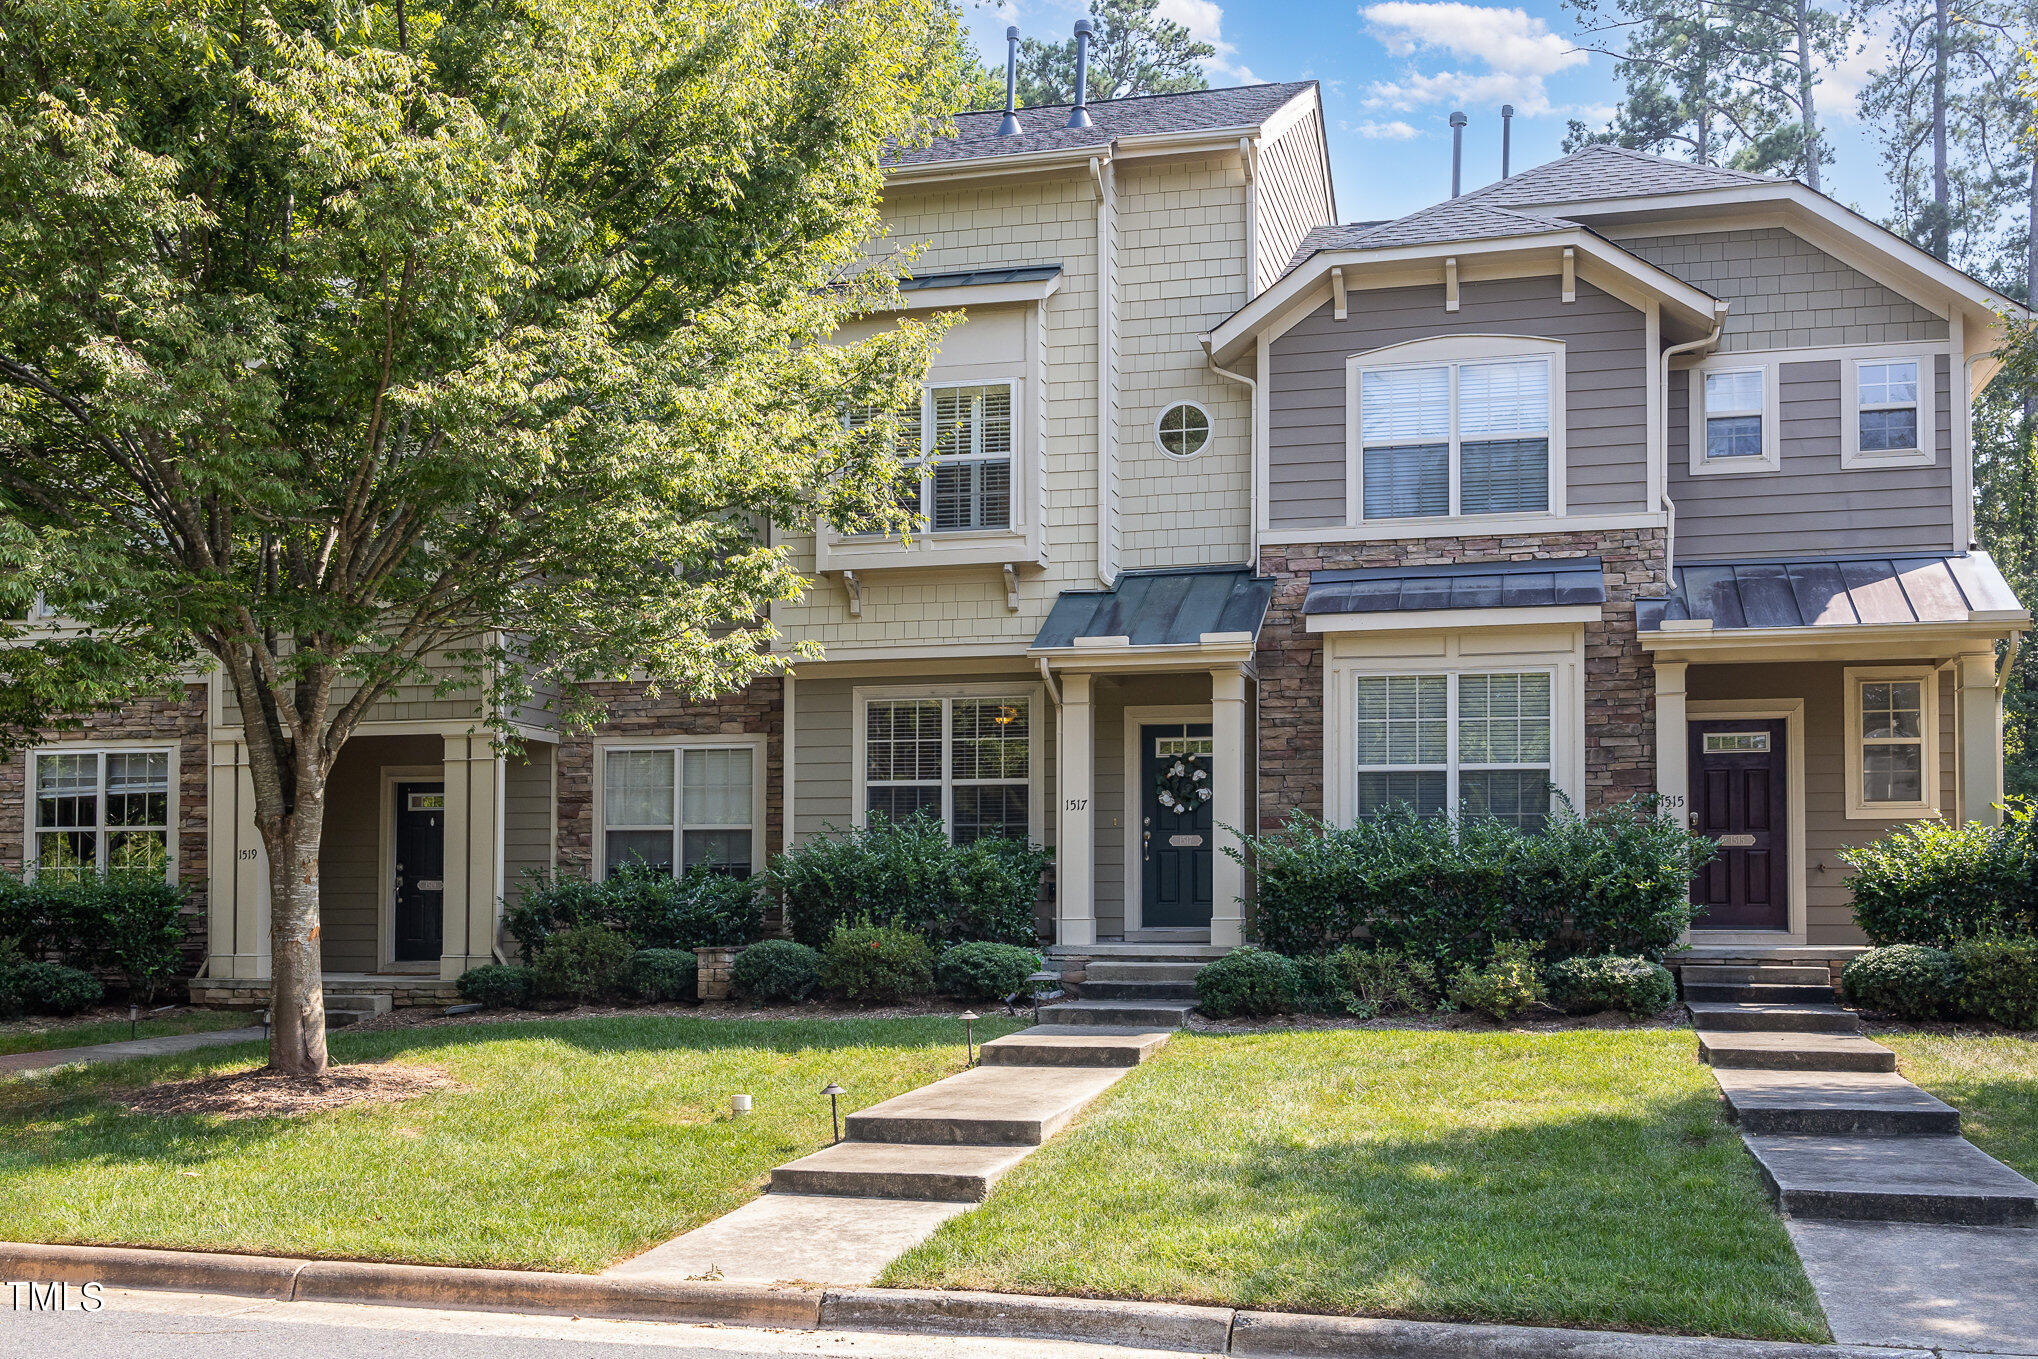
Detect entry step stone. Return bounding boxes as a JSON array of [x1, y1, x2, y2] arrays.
[[1714, 1067, 1961, 1136], [845, 1065, 1123, 1146], [1036, 999, 1196, 1028], [1081, 960, 1205, 984], [1684, 982, 1837, 1005], [1682, 964, 1832, 987], [770, 1141, 1033, 1202], [1744, 1134, 2038, 1226], [1698, 1030, 1896, 1072], [1687, 1001, 1862, 1034], [979, 1026, 1171, 1068], [1073, 980, 1198, 1001]]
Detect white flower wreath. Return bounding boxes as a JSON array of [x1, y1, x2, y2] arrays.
[[1154, 753, 1213, 814]]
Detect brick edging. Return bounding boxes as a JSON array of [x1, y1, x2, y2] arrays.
[[0, 1240, 1901, 1357]]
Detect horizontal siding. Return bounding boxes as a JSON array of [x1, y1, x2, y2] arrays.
[[794, 677, 854, 842], [503, 744, 553, 907], [1268, 276, 1650, 528], [1671, 357, 1957, 560]]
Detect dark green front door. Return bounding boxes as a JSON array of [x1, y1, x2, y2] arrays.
[[1140, 723, 1214, 929]]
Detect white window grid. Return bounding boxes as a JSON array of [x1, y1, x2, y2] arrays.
[[1855, 358, 1921, 455], [863, 695, 1031, 841], [1702, 367, 1766, 459], [1857, 678, 1926, 805], [599, 745, 758, 878], [1356, 356, 1552, 520], [1155, 402, 1211, 458], [29, 746, 175, 879], [1352, 671, 1554, 820]]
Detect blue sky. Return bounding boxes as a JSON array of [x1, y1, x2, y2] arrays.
[[960, 0, 1889, 226]]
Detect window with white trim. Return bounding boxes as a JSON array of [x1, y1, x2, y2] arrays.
[[1843, 668, 1938, 818], [602, 745, 758, 877], [1842, 354, 1937, 467], [31, 748, 173, 878], [1689, 357, 1780, 473], [845, 383, 1013, 536], [864, 696, 1031, 843], [1356, 354, 1552, 520], [1352, 672, 1553, 829]]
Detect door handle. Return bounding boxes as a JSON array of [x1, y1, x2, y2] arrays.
[[1142, 817, 1152, 862]]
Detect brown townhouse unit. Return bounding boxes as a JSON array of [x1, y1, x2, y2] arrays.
[[7, 81, 2027, 1006]]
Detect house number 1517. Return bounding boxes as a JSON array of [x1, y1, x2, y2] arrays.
[[1064, 798, 1088, 811]]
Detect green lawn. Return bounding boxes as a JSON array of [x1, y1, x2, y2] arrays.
[[1882, 1033, 2038, 1180], [884, 1028, 1827, 1342], [0, 1008, 253, 1057], [0, 1013, 1013, 1271]]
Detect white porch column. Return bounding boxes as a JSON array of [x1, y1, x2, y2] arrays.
[[440, 733, 506, 979], [1056, 672, 1096, 947], [205, 739, 270, 979], [1653, 659, 1689, 827], [1957, 651, 2003, 825], [1210, 668, 1248, 949]]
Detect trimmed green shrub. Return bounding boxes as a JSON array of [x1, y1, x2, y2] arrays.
[[532, 925, 637, 1003], [935, 942, 1042, 1002], [1241, 798, 1712, 972], [632, 949, 697, 1003], [732, 939, 824, 1004], [0, 870, 188, 998], [1195, 947, 1298, 1018], [819, 921, 935, 1004], [456, 963, 538, 1009], [506, 863, 763, 961], [1842, 805, 2038, 946], [1445, 941, 1545, 1021], [1545, 955, 1675, 1017], [6, 960, 103, 1016], [770, 813, 1049, 948], [1840, 945, 1958, 1020], [1291, 946, 1437, 1018], [1950, 935, 2038, 1029]]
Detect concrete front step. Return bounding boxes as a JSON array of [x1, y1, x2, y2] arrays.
[[1698, 1030, 1897, 1073], [1714, 1068, 1962, 1136], [1082, 960, 1205, 984], [1073, 980, 1199, 1002], [770, 1141, 1033, 1202], [979, 1026, 1172, 1068], [1037, 1000, 1197, 1028], [844, 1065, 1124, 1147], [1743, 1135, 2038, 1227], [1685, 982, 1841, 1005], [1682, 964, 1832, 987], [324, 993, 394, 1027], [1688, 1001, 1862, 1035]]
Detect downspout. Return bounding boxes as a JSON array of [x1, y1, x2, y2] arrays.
[[1964, 348, 1990, 550], [1203, 334, 1259, 569], [1659, 304, 1729, 579], [1094, 151, 1118, 589]]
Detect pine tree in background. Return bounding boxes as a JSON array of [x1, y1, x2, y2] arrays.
[[1016, 0, 1215, 106]]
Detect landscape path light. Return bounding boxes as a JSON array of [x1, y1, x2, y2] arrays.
[[821, 1081, 845, 1143], [960, 1010, 980, 1066]]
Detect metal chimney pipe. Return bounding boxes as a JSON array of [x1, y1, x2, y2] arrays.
[[1449, 111, 1467, 196], [997, 26, 1022, 136], [1501, 104, 1514, 178], [1067, 20, 1095, 128]]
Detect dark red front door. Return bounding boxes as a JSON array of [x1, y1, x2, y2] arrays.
[[1688, 720, 1788, 931]]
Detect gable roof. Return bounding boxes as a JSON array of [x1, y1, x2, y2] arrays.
[[1285, 200, 1571, 272], [1466, 145, 1779, 209], [886, 82, 1317, 168]]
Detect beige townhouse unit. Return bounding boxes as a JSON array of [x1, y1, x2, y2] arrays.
[[7, 80, 2028, 1005]]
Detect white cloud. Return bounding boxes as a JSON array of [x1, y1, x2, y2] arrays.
[[1817, 25, 1885, 122], [1358, 3, 1587, 116], [1353, 119, 1423, 140], [1156, 0, 1257, 84]]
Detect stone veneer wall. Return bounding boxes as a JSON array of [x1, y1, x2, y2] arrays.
[[1256, 528, 1668, 828], [0, 683, 212, 974], [553, 677, 784, 878]]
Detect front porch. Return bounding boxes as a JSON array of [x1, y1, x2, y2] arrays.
[[189, 971, 463, 1011]]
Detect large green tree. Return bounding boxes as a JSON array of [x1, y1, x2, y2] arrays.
[[1015, 0, 1214, 106], [0, 0, 964, 1073]]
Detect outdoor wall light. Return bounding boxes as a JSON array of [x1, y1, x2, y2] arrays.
[[821, 1081, 845, 1143], [960, 1010, 980, 1066]]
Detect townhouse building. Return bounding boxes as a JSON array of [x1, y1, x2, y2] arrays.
[[9, 79, 2026, 1004]]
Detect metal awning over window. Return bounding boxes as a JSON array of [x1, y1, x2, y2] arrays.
[[1302, 557, 1606, 619], [1031, 568, 1275, 651], [1637, 552, 2025, 632]]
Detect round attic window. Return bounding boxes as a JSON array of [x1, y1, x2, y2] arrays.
[[1155, 402, 1211, 458]]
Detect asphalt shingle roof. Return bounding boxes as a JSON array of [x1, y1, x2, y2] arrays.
[[887, 82, 1316, 167]]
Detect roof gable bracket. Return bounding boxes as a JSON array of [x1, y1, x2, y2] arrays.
[[1444, 257, 1460, 313], [1331, 267, 1347, 322], [1562, 248, 1576, 303]]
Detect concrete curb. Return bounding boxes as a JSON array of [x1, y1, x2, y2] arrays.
[[0, 1240, 1923, 1357]]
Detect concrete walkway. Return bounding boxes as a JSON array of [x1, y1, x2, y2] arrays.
[[0, 1026, 265, 1076], [1788, 1219, 2038, 1353], [604, 1025, 1170, 1287]]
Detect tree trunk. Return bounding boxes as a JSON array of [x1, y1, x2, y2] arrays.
[[1797, 0, 1819, 191], [264, 781, 331, 1075], [1931, 0, 1951, 257]]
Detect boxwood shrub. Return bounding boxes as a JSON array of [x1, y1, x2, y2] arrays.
[[1194, 948, 1297, 1018], [632, 948, 698, 1003], [819, 921, 935, 1004], [732, 939, 824, 1003], [533, 925, 637, 1002], [0, 870, 187, 998], [1545, 955, 1675, 1017], [936, 942, 1042, 1002], [506, 862, 762, 961], [1842, 807, 2038, 946], [1840, 945, 1958, 1020], [4, 960, 103, 1016], [1950, 935, 2038, 1029], [456, 963, 538, 1009], [770, 813, 1048, 948]]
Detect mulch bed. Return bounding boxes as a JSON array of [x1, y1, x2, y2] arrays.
[[120, 1062, 458, 1120]]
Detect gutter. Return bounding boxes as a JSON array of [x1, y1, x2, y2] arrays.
[[1203, 334, 1259, 569], [1658, 303, 1729, 579]]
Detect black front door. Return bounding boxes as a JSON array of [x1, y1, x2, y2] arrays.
[[1688, 720, 1788, 931], [1140, 723, 1214, 929], [394, 782, 446, 963]]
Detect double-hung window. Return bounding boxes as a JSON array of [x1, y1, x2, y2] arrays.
[[31, 748, 173, 878], [1691, 359, 1779, 473], [847, 384, 1014, 536], [1844, 355, 1935, 467], [1844, 668, 1938, 817], [602, 744, 759, 878], [863, 694, 1032, 843], [1356, 351, 1553, 521], [1353, 672, 1553, 828]]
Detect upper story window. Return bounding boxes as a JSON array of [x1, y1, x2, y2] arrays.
[[31, 747, 174, 879], [601, 742, 760, 878], [1690, 356, 1781, 475], [846, 384, 1013, 536], [1156, 402, 1211, 458], [1843, 353, 1937, 468], [1347, 338, 1562, 524]]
